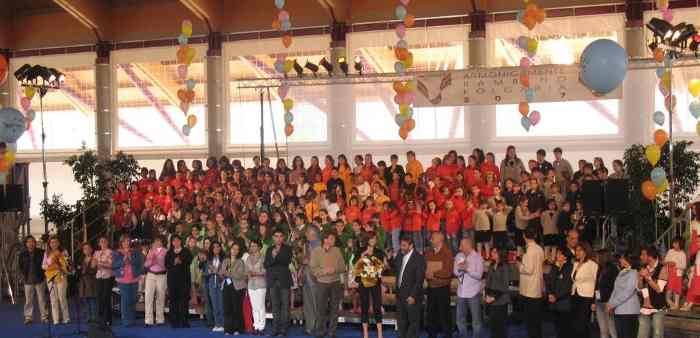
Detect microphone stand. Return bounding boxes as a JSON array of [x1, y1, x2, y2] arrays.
[[43, 274, 58, 338]]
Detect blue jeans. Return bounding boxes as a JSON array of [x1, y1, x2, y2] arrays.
[[638, 311, 664, 338], [208, 279, 224, 327], [391, 229, 401, 251], [83, 297, 97, 322], [456, 295, 482, 338], [595, 302, 617, 338], [117, 283, 137, 327]]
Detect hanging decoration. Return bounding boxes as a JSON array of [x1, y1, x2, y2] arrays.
[[0, 107, 27, 183], [273, 0, 295, 136], [392, 0, 417, 140], [176, 20, 197, 136], [515, 1, 545, 131]]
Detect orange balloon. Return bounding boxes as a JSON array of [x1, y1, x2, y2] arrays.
[[642, 180, 658, 201], [535, 8, 546, 23], [394, 47, 409, 61], [653, 129, 669, 147], [399, 128, 409, 140], [0, 159, 7, 172], [404, 14, 416, 28], [176, 47, 188, 64], [393, 81, 405, 93], [272, 19, 282, 30], [285, 123, 294, 136], [403, 118, 416, 132], [519, 102, 530, 116], [523, 15, 536, 30], [187, 114, 197, 128], [520, 74, 530, 87], [282, 34, 292, 48], [177, 89, 195, 103], [654, 48, 664, 63], [526, 3, 539, 13]]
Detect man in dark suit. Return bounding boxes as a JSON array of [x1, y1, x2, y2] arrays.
[[394, 236, 426, 338], [264, 229, 293, 336]]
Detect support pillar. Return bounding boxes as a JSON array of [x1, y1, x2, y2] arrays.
[[0, 49, 11, 109], [625, 0, 646, 59], [468, 11, 490, 149], [330, 22, 348, 74], [329, 23, 352, 156], [95, 42, 113, 159], [207, 32, 225, 158], [623, 0, 650, 145]]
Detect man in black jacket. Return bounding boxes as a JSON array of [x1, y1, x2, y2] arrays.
[[18, 236, 49, 325], [394, 236, 426, 338], [264, 229, 293, 336]]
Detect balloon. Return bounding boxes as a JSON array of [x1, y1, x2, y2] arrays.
[[404, 92, 416, 104], [284, 112, 294, 123], [24, 87, 36, 100], [523, 15, 536, 31], [399, 128, 409, 140], [664, 95, 676, 112], [177, 89, 195, 103], [405, 80, 416, 91], [517, 36, 529, 50], [656, 179, 669, 193], [529, 110, 541, 126], [278, 10, 290, 22], [690, 100, 700, 118], [399, 104, 410, 115], [181, 21, 193, 38], [0, 107, 27, 143], [404, 14, 416, 28], [272, 20, 282, 30], [176, 46, 188, 64], [396, 39, 408, 50], [580, 39, 629, 95], [520, 57, 531, 69], [401, 107, 414, 119], [520, 73, 530, 87], [689, 78, 700, 97], [661, 71, 671, 89], [650, 167, 667, 187], [400, 0, 410, 5], [4, 151, 15, 165], [521, 116, 531, 131], [535, 8, 546, 23], [516, 10, 525, 23], [642, 180, 658, 201], [395, 114, 407, 127], [285, 123, 294, 136], [0, 159, 7, 172], [274, 60, 285, 73], [25, 109, 36, 122], [658, 81, 669, 97], [278, 85, 290, 99], [655, 67, 665, 78], [177, 65, 188, 79], [657, 0, 669, 10], [394, 61, 405, 74], [524, 88, 535, 102], [404, 52, 414, 68], [185, 47, 196, 65], [281, 19, 291, 32], [187, 114, 197, 128], [20, 97, 31, 111], [518, 102, 529, 116], [283, 98, 294, 111], [180, 101, 190, 114], [282, 34, 292, 48], [186, 79, 196, 91], [662, 9, 674, 22], [653, 110, 665, 125], [394, 47, 409, 61], [182, 124, 191, 136], [177, 34, 188, 46], [275, 0, 285, 9], [645, 144, 661, 166], [697, 120, 700, 136], [403, 118, 416, 132], [395, 5, 407, 20], [653, 129, 668, 146], [664, 55, 673, 69], [284, 59, 294, 73], [527, 38, 539, 54], [393, 81, 405, 94], [396, 24, 406, 38]]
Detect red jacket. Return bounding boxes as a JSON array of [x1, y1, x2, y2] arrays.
[[425, 210, 443, 232], [345, 205, 361, 223], [451, 196, 467, 213], [437, 164, 458, 180], [380, 209, 402, 232], [361, 206, 379, 225], [461, 207, 475, 230], [444, 208, 461, 236], [403, 209, 423, 232], [129, 191, 144, 214]]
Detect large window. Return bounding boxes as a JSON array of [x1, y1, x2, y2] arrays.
[[115, 47, 207, 149], [12, 55, 96, 152]]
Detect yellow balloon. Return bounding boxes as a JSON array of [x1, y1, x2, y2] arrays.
[[527, 38, 538, 53], [283, 98, 294, 111], [24, 87, 36, 100], [662, 71, 671, 89], [182, 24, 193, 38], [405, 80, 416, 91], [399, 104, 410, 115], [284, 59, 294, 73], [696, 120, 700, 136], [645, 144, 661, 166], [4, 151, 15, 165], [689, 78, 700, 97], [656, 179, 669, 193], [404, 52, 414, 69]]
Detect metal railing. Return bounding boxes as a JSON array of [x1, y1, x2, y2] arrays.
[[656, 207, 692, 252]]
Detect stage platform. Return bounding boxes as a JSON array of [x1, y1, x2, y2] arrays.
[[666, 310, 700, 338]]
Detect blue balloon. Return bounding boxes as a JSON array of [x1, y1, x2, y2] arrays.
[[405, 107, 414, 119], [396, 39, 408, 49], [395, 114, 407, 127], [517, 36, 529, 50], [394, 61, 405, 74], [525, 88, 535, 102], [26, 109, 36, 122], [653, 110, 665, 126], [395, 5, 407, 20], [281, 19, 291, 32], [656, 67, 665, 78], [284, 112, 294, 123], [182, 124, 191, 136], [275, 0, 285, 9], [0, 107, 27, 144], [274, 60, 285, 73], [664, 55, 673, 69], [580, 39, 628, 95], [650, 167, 667, 187], [690, 100, 700, 119], [516, 10, 525, 23], [177, 34, 188, 46], [521, 116, 531, 131], [186, 79, 196, 90]]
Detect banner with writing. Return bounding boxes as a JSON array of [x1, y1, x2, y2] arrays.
[[414, 64, 622, 107]]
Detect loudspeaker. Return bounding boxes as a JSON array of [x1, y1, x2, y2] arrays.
[[606, 179, 630, 214], [581, 180, 604, 216], [5, 185, 24, 211], [88, 323, 115, 338]]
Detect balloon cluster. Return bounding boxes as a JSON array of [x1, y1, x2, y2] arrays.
[[177, 20, 198, 136], [279, 85, 294, 137], [516, 1, 544, 132], [393, 0, 416, 140], [687, 78, 700, 135], [272, 0, 293, 48], [0, 107, 28, 183], [642, 130, 670, 200]]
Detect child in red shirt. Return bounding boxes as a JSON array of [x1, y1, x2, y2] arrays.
[[443, 199, 461, 250], [424, 200, 442, 233], [461, 198, 476, 239], [345, 197, 361, 223], [403, 201, 424, 252]]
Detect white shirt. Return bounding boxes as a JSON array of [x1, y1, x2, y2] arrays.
[[398, 249, 414, 288], [572, 260, 599, 298], [519, 241, 544, 298], [664, 249, 687, 276]]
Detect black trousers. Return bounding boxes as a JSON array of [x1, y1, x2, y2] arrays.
[[223, 285, 245, 334], [359, 284, 382, 324], [426, 286, 452, 338], [269, 283, 290, 334], [552, 310, 572, 338], [488, 304, 508, 338], [95, 277, 113, 326], [168, 280, 191, 328], [520, 296, 542, 338], [615, 314, 639, 338], [314, 282, 343, 337], [571, 295, 593, 338], [397, 296, 422, 338]]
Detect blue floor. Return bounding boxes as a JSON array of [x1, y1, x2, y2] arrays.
[[1, 301, 559, 338]]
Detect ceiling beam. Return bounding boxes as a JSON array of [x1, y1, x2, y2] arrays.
[[179, 0, 223, 32], [52, 0, 110, 41], [316, 0, 350, 23], [132, 63, 182, 108]]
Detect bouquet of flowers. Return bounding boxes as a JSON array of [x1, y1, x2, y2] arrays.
[[353, 256, 384, 288]]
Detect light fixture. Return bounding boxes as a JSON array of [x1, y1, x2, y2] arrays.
[[354, 56, 363, 75], [14, 64, 31, 83], [319, 57, 333, 75], [14, 64, 64, 96], [338, 57, 349, 76], [647, 18, 673, 41], [293, 59, 304, 78], [304, 61, 319, 77]]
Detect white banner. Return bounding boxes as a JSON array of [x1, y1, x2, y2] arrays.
[[414, 64, 622, 107]]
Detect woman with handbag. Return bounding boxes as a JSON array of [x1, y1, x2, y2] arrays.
[[352, 232, 384, 338]]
